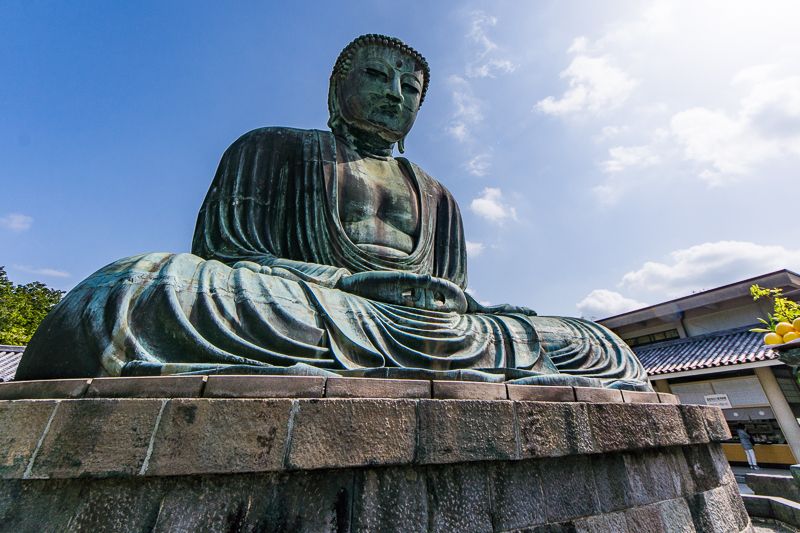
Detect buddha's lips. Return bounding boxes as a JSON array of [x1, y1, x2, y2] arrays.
[[378, 104, 401, 116]]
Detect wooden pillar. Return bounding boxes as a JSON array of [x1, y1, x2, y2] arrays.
[[755, 366, 800, 463]]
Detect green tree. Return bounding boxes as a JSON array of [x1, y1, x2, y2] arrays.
[[0, 266, 64, 345]]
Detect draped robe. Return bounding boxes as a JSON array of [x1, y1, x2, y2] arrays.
[[16, 127, 650, 389]]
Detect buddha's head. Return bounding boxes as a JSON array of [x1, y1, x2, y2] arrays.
[[328, 34, 430, 153]]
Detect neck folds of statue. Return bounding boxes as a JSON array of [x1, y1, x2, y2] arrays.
[[333, 122, 395, 159]]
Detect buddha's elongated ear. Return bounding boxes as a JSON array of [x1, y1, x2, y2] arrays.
[[398, 136, 405, 154]]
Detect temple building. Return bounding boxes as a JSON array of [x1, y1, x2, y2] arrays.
[[599, 269, 800, 467]]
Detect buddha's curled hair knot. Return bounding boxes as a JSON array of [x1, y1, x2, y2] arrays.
[[330, 33, 430, 105]]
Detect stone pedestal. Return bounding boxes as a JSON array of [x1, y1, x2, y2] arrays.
[[0, 376, 749, 532]]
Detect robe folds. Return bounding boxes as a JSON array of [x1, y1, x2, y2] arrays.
[[17, 128, 650, 390]]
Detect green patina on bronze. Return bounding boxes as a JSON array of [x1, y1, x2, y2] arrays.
[[16, 35, 650, 390]]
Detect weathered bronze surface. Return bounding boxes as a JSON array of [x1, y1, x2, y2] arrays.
[[17, 34, 649, 390]]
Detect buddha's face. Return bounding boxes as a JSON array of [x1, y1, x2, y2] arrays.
[[337, 45, 424, 143]]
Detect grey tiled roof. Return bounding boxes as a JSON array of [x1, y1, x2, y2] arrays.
[[635, 326, 779, 376], [0, 345, 24, 382]]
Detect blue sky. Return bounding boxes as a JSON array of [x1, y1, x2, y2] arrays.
[[3, 1, 800, 318]]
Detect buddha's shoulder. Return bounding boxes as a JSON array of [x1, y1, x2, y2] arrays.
[[227, 127, 330, 149]]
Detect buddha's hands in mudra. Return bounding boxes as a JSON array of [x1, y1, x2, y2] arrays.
[[335, 271, 468, 313]]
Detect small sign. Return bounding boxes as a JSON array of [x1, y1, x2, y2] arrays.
[[704, 394, 732, 409]]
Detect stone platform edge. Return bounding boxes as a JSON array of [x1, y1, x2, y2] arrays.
[[0, 381, 728, 481], [0, 374, 679, 404]]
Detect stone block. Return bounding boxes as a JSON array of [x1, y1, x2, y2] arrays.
[[700, 406, 731, 441], [539, 454, 600, 522], [0, 478, 89, 531], [591, 453, 634, 513], [644, 404, 690, 447], [769, 496, 800, 529], [60, 477, 166, 532], [574, 386, 623, 403], [516, 401, 593, 459], [86, 376, 205, 398], [0, 400, 58, 478], [425, 463, 494, 533], [622, 449, 683, 506], [592, 448, 692, 513], [623, 502, 663, 533], [491, 460, 547, 531], [654, 498, 695, 533], [658, 393, 680, 404], [725, 481, 751, 531], [573, 512, 627, 532], [249, 469, 356, 533], [585, 403, 655, 453], [351, 467, 428, 533], [621, 390, 660, 404], [147, 469, 356, 533], [325, 377, 430, 399], [0, 379, 89, 400], [745, 472, 800, 502], [682, 444, 733, 493], [507, 385, 574, 402], [741, 494, 774, 519], [686, 483, 746, 533], [203, 375, 325, 398], [416, 400, 517, 464], [145, 398, 292, 476], [29, 398, 163, 478], [679, 405, 710, 443], [432, 380, 507, 400], [286, 399, 416, 470], [765, 496, 800, 529]]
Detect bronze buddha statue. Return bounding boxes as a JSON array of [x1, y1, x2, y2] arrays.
[[17, 34, 649, 390]]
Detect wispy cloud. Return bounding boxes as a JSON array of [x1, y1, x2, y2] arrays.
[[447, 10, 515, 145], [535, 38, 638, 116], [13, 264, 70, 278], [465, 11, 516, 79], [576, 289, 647, 320], [619, 241, 800, 297], [536, 1, 800, 201], [601, 145, 660, 173], [669, 69, 800, 185], [0, 213, 33, 232], [577, 239, 800, 317], [469, 187, 517, 224], [446, 75, 483, 142], [465, 240, 485, 257], [464, 153, 491, 176]]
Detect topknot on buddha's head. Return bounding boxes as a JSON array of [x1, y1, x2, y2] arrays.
[[330, 34, 430, 106]]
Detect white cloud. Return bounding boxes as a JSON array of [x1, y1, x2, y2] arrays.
[[465, 11, 516, 79], [469, 187, 517, 223], [668, 72, 800, 185], [620, 241, 800, 297], [465, 153, 491, 176], [535, 1, 800, 200], [447, 75, 483, 142], [576, 289, 647, 319], [13, 265, 70, 278], [0, 213, 33, 232], [465, 241, 485, 257], [447, 11, 515, 142], [601, 145, 660, 173], [535, 51, 638, 116]]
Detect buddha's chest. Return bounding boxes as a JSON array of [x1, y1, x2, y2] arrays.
[[336, 157, 420, 237]]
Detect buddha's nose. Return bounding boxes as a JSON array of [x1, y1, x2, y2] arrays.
[[385, 76, 403, 103]]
